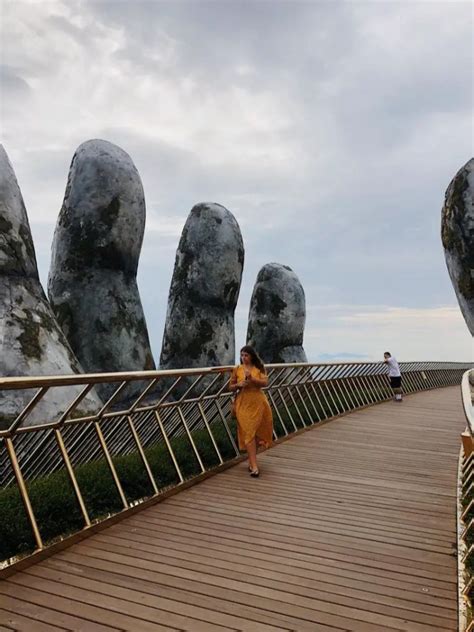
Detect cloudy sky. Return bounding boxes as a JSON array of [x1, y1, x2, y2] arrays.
[[1, 0, 472, 364]]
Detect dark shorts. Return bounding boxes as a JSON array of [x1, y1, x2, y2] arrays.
[[390, 376, 402, 388]]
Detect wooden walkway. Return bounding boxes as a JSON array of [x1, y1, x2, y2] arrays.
[[0, 386, 465, 631]]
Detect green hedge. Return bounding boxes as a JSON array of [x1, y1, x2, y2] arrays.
[[0, 385, 390, 563], [0, 419, 237, 562]]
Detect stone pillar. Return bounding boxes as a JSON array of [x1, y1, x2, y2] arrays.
[[48, 139, 155, 399], [0, 145, 101, 428], [441, 158, 474, 336], [160, 202, 244, 369], [247, 262, 307, 364]]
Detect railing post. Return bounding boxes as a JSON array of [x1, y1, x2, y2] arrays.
[[4, 436, 43, 550], [54, 428, 91, 527], [94, 422, 128, 510]]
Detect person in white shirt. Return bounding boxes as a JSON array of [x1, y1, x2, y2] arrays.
[[384, 352, 403, 402]]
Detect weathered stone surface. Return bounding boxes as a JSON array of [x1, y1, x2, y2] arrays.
[[247, 263, 307, 364], [48, 140, 155, 398], [441, 158, 474, 336], [160, 203, 244, 369], [0, 145, 101, 428]]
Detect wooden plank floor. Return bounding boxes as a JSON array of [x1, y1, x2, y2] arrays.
[[0, 386, 465, 631]]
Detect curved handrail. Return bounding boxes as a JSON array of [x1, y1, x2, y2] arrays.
[[0, 359, 470, 391], [459, 369, 474, 632], [0, 359, 470, 569], [461, 369, 474, 436]]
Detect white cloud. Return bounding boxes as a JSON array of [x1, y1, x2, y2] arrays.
[[1, 0, 473, 366], [304, 304, 472, 362], [146, 214, 186, 239]]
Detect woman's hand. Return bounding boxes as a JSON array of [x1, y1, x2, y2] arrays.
[[249, 374, 268, 388]]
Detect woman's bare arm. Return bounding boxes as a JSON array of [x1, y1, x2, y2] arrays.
[[229, 380, 240, 392], [228, 371, 246, 391], [248, 373, 268, 388]]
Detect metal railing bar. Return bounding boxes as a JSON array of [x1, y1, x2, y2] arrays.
[[4, 437, 43, 549], [0, 360, 470, 393], [176, 406, 206, 474], [153, 410, 184, 483], [363, 373, 379, 402], [8, 387, 50, 433], [55, 384, 95, 427], [214, 400, 240, 456], [94, 422, 128, 510], [127, 378, 159, 414], [276, 387, 298, 432], [340, 377, 358, 409], [54, 428, 91, 527], [310, 381, 332, 418], [294, 383, 314, 424], [197, 402, 224, 465], [175, 373, 207, 403], [267, 391, 289, 436], [127, 415, 159, 496], [332, 379, 350, 412], [96, 381, 130, 419], [301, 383, 321, 422], [287, 385, 307, 427], [321, 379, 341, 415]]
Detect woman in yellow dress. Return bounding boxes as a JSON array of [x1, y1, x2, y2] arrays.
[[229, 345, 273, 477]]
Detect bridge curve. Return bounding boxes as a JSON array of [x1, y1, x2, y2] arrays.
[[0, 386, 464, 631]]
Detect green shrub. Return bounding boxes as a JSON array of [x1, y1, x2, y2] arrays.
[[0, 419, 237, 562], [0, 385, 387, 563]]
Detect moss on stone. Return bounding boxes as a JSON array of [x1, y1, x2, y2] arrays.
[[172, 241, 193, 291], [144, 352, 154, 370], [0, 414, 16, 431], [183, 319, 214, 360], [442, 168, 469, 251], [223, 280, 239, 305], [0, 230, 25, 271], [100, 196, 121, 229], [191, 204, 206, 218], [18, 222, 36, 265], [61, 217, 126, 273], [459, 268, 474, 300], [254, 286, 287, 318], [0, 217, 13, 234], [15, 306, 60, 362], [37, 308, 57, 334], [442, 165, 474, 305], [441, 224, 462, 252], [52, 301, 75, 337], [17, 318, 42, 361]]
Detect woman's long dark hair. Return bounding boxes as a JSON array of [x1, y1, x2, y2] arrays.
[[240, 345, 265, 373]]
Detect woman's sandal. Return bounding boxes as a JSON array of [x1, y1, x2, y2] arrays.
[[250, 469, 260, 478]]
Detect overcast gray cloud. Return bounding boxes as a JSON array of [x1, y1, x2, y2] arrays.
[[1, 0, 472, 364]]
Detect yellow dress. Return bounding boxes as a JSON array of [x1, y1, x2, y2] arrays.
[[230, 365, 273, 450]]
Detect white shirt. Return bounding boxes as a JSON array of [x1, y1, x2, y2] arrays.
[[386, 356, 401, 377]]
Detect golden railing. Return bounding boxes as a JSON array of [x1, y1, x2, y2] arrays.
[[0, 360, 470, 572], [459, 369, 474, 632]]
